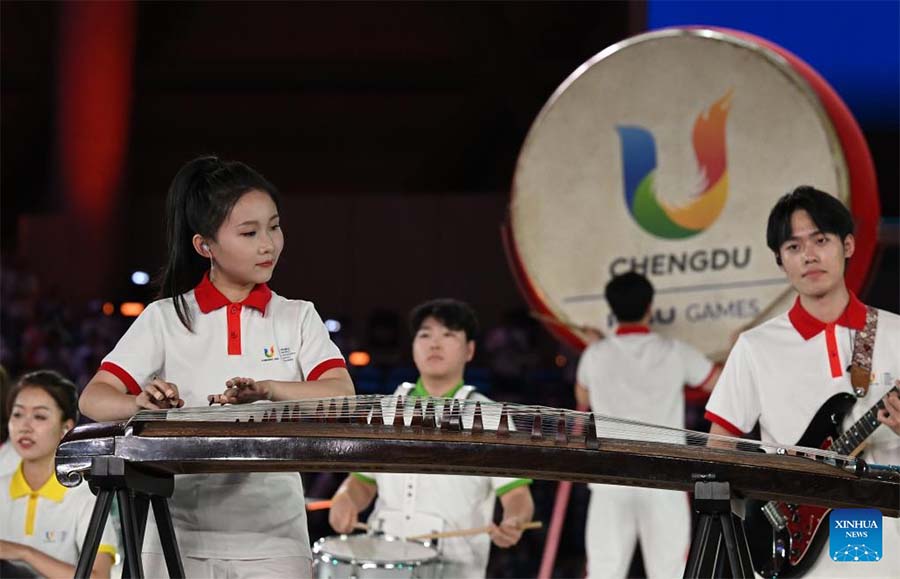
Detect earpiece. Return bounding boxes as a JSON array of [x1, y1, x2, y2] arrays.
[[202, 243, 210, 251]]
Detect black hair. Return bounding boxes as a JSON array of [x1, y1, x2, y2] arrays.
[[409, 298, 480, 341], [766, 185, 855, 266], [8, 370, 79, 424], [605, 271, 654, 323], [159, 155, 281, 330]]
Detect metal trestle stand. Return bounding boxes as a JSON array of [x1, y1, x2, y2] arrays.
[[74, 457, 185, 579], [684, 480, 754, 579]]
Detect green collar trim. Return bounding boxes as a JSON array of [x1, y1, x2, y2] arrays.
[[412, 377, 465, 398]]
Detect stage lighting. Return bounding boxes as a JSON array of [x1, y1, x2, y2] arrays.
[[131, 271, 150, 285]]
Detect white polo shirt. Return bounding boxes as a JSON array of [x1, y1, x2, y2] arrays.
[[355, 381, 532, 579], [0, 462, 118, 566], [705, 293, 900, 465], [577, 326, 715, 432], [99, 273, 346, 560], [705, 294, 900, 577]]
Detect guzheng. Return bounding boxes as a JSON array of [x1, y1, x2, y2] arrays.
[[56, 395, 899, 514]]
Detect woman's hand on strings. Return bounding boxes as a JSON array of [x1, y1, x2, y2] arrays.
[[876, 384, 900, 436], [208, 377, 271, 405], [489, 516, 526, 548], [136, 378, 184, 410]]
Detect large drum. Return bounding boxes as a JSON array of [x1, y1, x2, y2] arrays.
[[313, 534, 441, 579], [505, 27, 879, 355]]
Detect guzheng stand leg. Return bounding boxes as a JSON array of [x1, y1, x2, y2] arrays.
[[74, 488, 115, 578], [120, 492, 185, 579], [118, 488, 144, 578], [151, 495, 185, 578], [684, 481, 754, 579], [74, 457, 184, 579], [121, 494, 151, 578], [134, 493, 150, 548]]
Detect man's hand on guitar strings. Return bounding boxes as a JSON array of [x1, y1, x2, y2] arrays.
[[876, 384, 900, 436]]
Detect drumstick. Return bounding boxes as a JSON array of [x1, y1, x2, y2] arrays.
[[305, 500, 333, 512], [529, 311, 605, 339], [406, 521, 542, 542], [353, 522, 369, 531]]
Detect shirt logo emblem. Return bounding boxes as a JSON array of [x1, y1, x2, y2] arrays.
[[261, 345, 295, 363], [43, 530, 67, 543]]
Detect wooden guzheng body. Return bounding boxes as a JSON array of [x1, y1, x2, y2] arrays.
[[57, 395, 899, 514]]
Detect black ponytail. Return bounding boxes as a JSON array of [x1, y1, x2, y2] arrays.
[[158, 155, 281, 331]]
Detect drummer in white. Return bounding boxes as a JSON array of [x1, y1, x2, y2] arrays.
[[329, 299, 535, 578], [575, 272, 720, 578]]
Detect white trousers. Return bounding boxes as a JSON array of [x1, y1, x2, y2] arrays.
[[585, 485, 690, 579], [142, 553, 312, 579]]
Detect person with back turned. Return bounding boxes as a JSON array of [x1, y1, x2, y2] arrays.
[[576, 272, 720, 578]]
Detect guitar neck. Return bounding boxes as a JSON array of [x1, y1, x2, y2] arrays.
[[831, 385, 898, 456]]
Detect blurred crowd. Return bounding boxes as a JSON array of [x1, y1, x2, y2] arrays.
[[1, 260, 131, 392]]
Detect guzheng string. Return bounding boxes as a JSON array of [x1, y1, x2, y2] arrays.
[[126, 394, 855, 467]]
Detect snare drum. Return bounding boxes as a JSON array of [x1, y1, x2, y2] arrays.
[[313, 534, 441, 579]]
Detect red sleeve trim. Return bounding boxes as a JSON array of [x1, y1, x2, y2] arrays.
[[704, 410, 744, 436], [99, 361, 142, 395], [687, 364, 719, 389], [307, 358, 347, 381]]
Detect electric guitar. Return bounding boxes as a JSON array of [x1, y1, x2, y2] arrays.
[[744, 384, 898, 578]]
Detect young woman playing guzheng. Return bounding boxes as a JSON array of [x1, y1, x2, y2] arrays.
[[79, 156, 353, 578], [1, 370, 119, 578]]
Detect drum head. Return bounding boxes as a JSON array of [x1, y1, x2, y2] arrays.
[[314, 534, 438, 566], [506, 28, 878, 354]]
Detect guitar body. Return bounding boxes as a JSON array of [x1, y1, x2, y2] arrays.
[[745, 392, 857, 578]]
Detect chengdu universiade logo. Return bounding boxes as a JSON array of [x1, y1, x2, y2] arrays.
[[617, 90, 733, 239]]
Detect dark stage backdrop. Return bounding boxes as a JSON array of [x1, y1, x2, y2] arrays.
[[2, 1, 896, 330]]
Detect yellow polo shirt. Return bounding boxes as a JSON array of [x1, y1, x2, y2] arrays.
[[0, 462, 118, 566]]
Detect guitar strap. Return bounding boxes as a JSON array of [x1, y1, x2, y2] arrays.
[[850, 306, 879, 398]]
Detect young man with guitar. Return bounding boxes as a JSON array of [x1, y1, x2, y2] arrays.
[[705, 186, 900, 577]]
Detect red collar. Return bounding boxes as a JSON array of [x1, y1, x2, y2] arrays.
[[788, 292, 866, 340], [194, 272, 272, 314], [615, 324, 651, 336]]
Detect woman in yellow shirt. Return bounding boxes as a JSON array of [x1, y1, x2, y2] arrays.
[[0, 370, 117, 578]]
